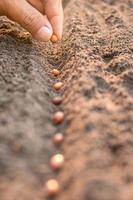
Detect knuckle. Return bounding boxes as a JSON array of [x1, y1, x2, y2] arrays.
[[23, 12, 40, 27]]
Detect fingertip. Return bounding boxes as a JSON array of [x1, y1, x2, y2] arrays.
[[6, 0, 53, 42], [50, 15, 63, 41], [35, 25, 53, 42], [44, 0, 63, 41]]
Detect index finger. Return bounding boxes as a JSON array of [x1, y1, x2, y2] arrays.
[[43, 0, 63, 40]]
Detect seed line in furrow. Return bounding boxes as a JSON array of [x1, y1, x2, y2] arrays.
[[40, 68, 65, 199]]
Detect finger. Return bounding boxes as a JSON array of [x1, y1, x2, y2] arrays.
[[6, 0, 53, 41], [42, 0, 63, 40], [27, 0, 44, 14], [0, 1, 5, 15]]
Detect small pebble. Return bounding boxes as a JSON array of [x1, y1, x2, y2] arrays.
[[51, 69, 60, 76], [50, 154, 65, 171], [53, 111, 64, 124], [52, 96, 63, 106], [51, 34, 58, 43], [53, 82, 63, 90], [53, 133, 64, 146], [45, 179, 60, 197]]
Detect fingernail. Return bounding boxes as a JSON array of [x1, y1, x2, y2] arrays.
[[35, 26, 52, 42]]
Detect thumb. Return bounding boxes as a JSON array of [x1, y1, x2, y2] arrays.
[[5, 0, 53, 41]]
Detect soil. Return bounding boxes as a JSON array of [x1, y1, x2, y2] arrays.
[[0, 0, 133, 200]]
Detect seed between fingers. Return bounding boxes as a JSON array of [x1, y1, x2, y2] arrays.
[[51, 35, 58, 43]]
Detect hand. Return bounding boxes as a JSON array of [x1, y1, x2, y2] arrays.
[[0, 0, 63, 42]]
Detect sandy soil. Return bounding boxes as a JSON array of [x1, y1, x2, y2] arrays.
[[0, 0, 133, 200]]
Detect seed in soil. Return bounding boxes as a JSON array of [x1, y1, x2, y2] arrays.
[[52, 96, 63, 106], [53, 82, 63, 90], [53, 133, 64, 146], [45, 179, 60, 197], [53, 111, 64, 124], [51, 69, 60, 76], [51, 35, 58, 43], [50, 154, 65, 171]]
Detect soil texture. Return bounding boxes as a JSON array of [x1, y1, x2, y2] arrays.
[[0, 0, 133, 200]]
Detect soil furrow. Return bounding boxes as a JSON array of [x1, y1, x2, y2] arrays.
[[56, 1, 133, 200]]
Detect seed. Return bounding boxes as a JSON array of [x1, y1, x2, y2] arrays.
[[52, 96, 63, 106], [50, 154, 65, 171], [45, 179, 60, 197], [53, 82, 63, 90], [51, 69, 60, 76], [51, 35, 58, 43], [12, 143, 23, 153], [53, 111, 64, 124], [53, 133, 64, 146]]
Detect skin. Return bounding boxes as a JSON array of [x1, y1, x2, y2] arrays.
[[0, 0, 63, 42]]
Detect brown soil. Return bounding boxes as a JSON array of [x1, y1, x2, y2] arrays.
[[0, 0, 133, 200]]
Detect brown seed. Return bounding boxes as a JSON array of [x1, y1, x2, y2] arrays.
[[51, 69, 60, 76], [50, 154, 65, 171], [53, 133, 64, 146], [53, 82, 63, 90], [51, 34, 58, 43], [52, 96, 63, 106], [12, 142, 23, 153], [53, 111, 64, 124], [45, 179, 60, 197]]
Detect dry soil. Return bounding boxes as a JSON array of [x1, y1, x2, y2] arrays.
[[0, 0, 133, 200]]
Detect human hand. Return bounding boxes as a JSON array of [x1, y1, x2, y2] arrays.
[[0, 0, 63, 42]]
